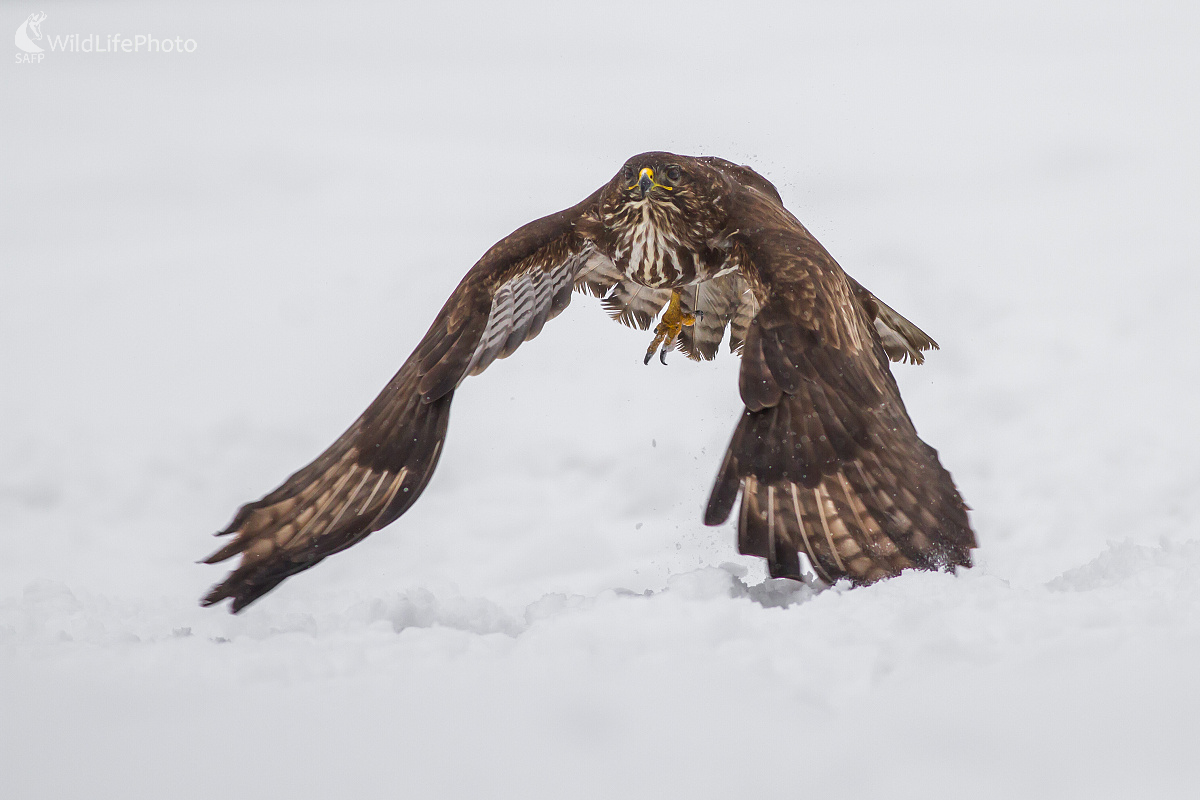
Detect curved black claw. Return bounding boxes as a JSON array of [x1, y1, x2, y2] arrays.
[[643, 350, 653, 366], [659, 347, 669, 365]]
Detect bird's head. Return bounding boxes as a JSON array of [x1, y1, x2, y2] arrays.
[[614, 153, 691, 203], [603, 152, 726, 225]]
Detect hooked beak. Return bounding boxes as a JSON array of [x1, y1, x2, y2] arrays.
[[637, 167, 654, 197], [626, 166, 673, 198]]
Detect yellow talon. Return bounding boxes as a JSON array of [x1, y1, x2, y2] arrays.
[[644, 291, 696, 365]]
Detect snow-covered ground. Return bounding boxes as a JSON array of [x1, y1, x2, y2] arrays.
[[3, 2, 1199, 797]]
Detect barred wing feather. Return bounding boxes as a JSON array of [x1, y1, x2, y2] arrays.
[[202, 192, 604, 612]]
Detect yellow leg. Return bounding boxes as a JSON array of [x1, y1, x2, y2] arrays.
[[644, 291, 697, 365]]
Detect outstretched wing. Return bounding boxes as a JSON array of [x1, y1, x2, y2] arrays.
[[703, 176, 974, 584], [202, 189, 608, 612]]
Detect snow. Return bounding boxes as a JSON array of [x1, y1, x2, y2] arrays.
[[3, 1, 1199, 797]]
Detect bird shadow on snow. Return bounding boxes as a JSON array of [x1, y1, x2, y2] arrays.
[[6, 540, 1198, 650], [232, 563, 823, 642], [0, 564, 823, 648]]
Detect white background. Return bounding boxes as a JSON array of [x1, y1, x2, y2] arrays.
[[3, 2, 1199, 797]]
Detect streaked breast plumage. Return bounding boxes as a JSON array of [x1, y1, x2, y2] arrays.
[[606, 200, 701, 289]]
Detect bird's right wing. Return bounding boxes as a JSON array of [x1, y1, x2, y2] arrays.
[[202, 187, 613, 612]]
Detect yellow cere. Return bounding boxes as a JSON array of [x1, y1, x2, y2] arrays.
[[627, 166, 674, 191]]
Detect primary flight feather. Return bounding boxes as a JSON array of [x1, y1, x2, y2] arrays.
[[201, 153, 974, 612]]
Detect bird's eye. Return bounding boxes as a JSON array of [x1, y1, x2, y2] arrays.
[[665, 166, 683, 184], [622, 165, 637, 182]]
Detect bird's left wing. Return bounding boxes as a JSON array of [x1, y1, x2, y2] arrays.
[[202, 187, 612, 612], [703, 176, 974, 584]]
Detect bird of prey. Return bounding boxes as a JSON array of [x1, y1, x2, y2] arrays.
[[201, 152, 974, 612]]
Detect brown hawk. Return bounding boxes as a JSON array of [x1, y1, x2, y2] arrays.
[[201, 152, 975, 612]]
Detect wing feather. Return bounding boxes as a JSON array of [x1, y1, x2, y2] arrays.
[[728, 288, 759, 355], [704, 169, 974, 585], [677, 273, 746, 360], [202, 189, 606, 612], [601, 281, 672, 330], [573, 251, 625, 298], [842, 276, 939, 364]]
